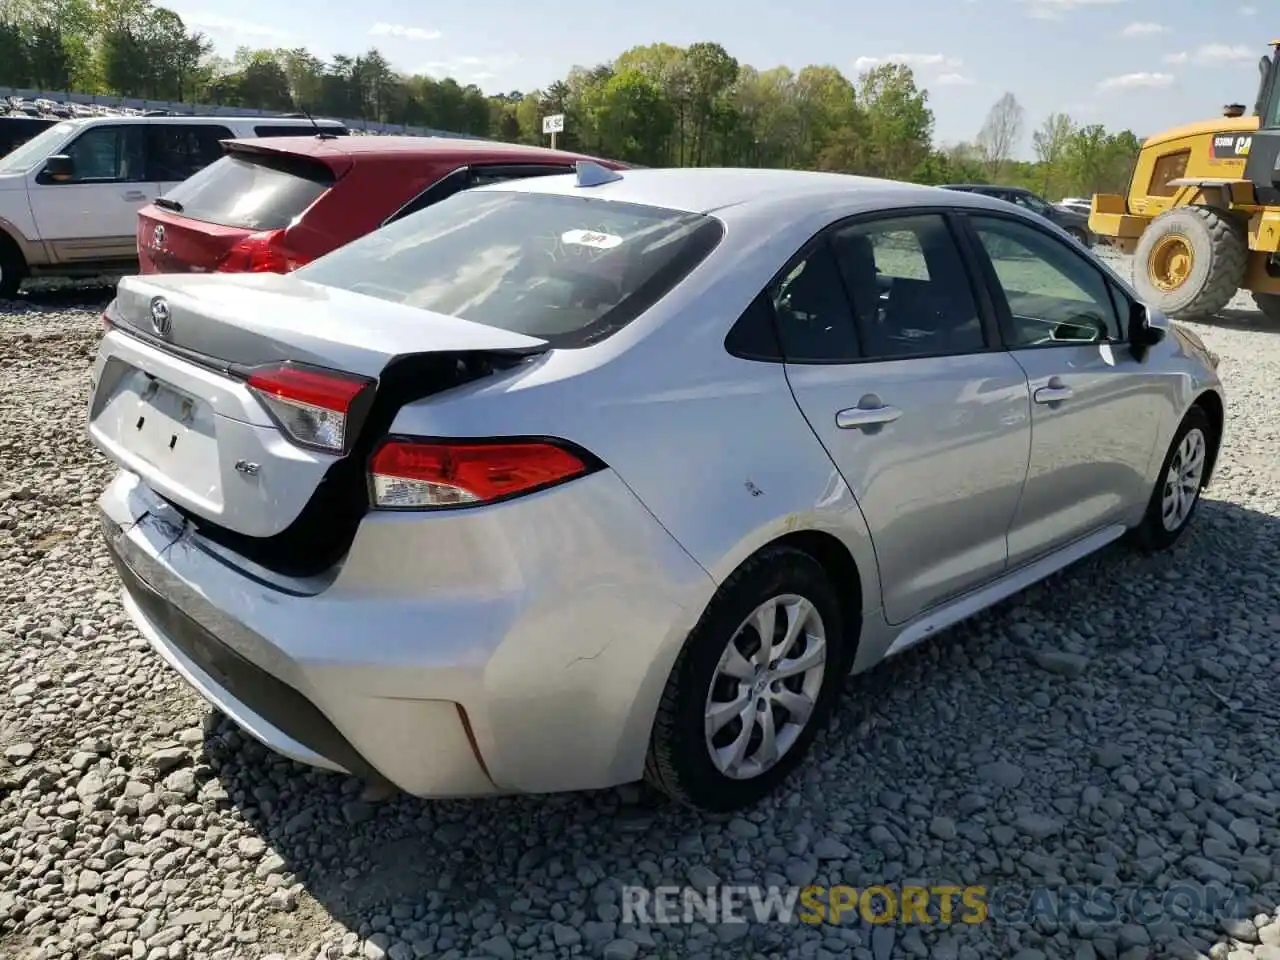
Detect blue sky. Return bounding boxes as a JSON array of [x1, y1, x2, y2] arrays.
[[164, 0, 1270, 157]]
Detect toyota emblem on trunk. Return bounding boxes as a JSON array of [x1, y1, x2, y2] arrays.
[[150, 297, 172, 336], [152, 224, 165, 248]]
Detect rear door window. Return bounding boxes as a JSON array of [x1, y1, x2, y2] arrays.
[[158, 152, 336, 230], [383, 164, 578, 226], [147, 124, 234, 181], [253, 124, 350, 138], [469, 164, 575, 187], [300, 189, 724, 347]]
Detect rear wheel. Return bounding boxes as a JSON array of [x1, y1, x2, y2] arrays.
[[1132, 206, 1246, 322], [1128, 406, 1213, 553], [644, 546, 846, 812], [0, 239, 25, 300]]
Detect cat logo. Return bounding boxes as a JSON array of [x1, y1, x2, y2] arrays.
[[1211, 133, 1252, 159]]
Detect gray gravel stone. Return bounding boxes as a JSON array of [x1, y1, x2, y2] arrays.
[[0, 270, 1278, 960]]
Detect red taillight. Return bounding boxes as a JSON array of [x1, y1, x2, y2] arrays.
[[245, 363, 372, 454], [217, 229, 311, 274], [368, 440, 592, 509]]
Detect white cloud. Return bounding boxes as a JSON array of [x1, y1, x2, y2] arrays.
[[370, 22, 442, 41], [415, 54, 521, 84], [175, 12, 286, 37], [1097, 71, 1174, 90], [1164, 44, 1255, 65], [935, 73, 975, 86], [853, 53, 962, 73], [1022, 0, 1125, 20], [1121, 22, 1168, 37], [1241, 5, 1257, 14]]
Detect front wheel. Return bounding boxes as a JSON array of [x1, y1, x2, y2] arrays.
[[0, 241, 25, 300], [1132, 207, 1246, 321], [644, 546, 846, 812], [1128, 406, 1213, 553]]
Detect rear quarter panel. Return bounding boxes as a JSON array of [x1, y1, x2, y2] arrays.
[[382, 202, 885, 615], [286, 158, 452, 262]]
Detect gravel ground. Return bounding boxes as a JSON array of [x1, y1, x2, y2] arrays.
[[0, 263, 1278, 960]]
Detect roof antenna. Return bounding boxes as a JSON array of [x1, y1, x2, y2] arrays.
[[574, 160, 623, 188], [300, 105, 336, 140]]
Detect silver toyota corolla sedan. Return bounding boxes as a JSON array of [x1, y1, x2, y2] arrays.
[[87, 163, 1225, 813]]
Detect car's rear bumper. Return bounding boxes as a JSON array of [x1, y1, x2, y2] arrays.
[[99, 468, 714, 797]]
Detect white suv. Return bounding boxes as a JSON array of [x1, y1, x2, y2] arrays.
[[0, 114, 347, 297]]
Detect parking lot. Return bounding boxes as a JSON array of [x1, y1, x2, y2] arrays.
[[0, 258, 1278, 960]]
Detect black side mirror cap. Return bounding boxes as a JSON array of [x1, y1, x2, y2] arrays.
[[1129, 302, 1166, 360], [42, 154, 74, 181]]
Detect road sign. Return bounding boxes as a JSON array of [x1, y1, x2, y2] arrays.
[[542, 114, 565, 134]]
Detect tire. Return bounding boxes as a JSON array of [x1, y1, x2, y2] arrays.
[[1128, 405, 1214, 553], [1252, 291, 1280, 323], [1132, 206, 1247, 322], [644, 545, 847, 813], [0, 239, 25, 300]]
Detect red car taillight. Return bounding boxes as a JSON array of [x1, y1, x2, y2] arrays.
[[245, 363, 373, 454], [368, 440, 594, 510], [217, 229, 311, 274]]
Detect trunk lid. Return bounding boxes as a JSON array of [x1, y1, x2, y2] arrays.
[[138, 206, 253, 274], [110, 272, 548, 378], [90, 272, 548, 548]]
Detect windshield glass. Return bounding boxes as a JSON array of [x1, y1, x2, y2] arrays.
[[297, 189, 724, 347], [0, 121, 75, 173]]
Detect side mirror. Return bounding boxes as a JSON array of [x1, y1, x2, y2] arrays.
[[43, 154, 74, 182], [1128, 302, 1166, 360]]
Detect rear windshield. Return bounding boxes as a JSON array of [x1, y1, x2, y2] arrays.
[[296, 189, 723, 347], [159, 152, 336, 231]]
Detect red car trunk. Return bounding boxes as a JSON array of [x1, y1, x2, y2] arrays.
[[135, 136, 629, 278], [138, 209, 256, 274]]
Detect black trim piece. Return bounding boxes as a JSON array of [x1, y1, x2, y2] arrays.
[[724, 292, 786, 363], [365, 434, 607, 513], [945, 210, 1005, 350], [101, 516, 382, 783], [108, 319, 236, 378]]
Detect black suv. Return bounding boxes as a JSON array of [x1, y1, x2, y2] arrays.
[[940, 184, 1093, 246]]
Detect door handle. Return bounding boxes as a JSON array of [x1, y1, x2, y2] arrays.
[[122, 190, 147, 201], [836, 403, 902, 429], [1033, 385, 1074, 404]]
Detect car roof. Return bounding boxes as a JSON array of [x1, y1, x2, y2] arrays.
[[478, 166, 1024, 220], [221, 134, 620, 166], [48, 115, 341, 129]]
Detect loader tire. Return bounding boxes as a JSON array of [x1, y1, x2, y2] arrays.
[[1252, 291, 1280, 323], [1132, 206, 1246, 322]]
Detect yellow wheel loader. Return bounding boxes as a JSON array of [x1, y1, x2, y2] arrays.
[[1089, 40, 1280, 322]]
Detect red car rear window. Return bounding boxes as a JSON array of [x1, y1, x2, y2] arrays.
[[160, 152, 336, 231]]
